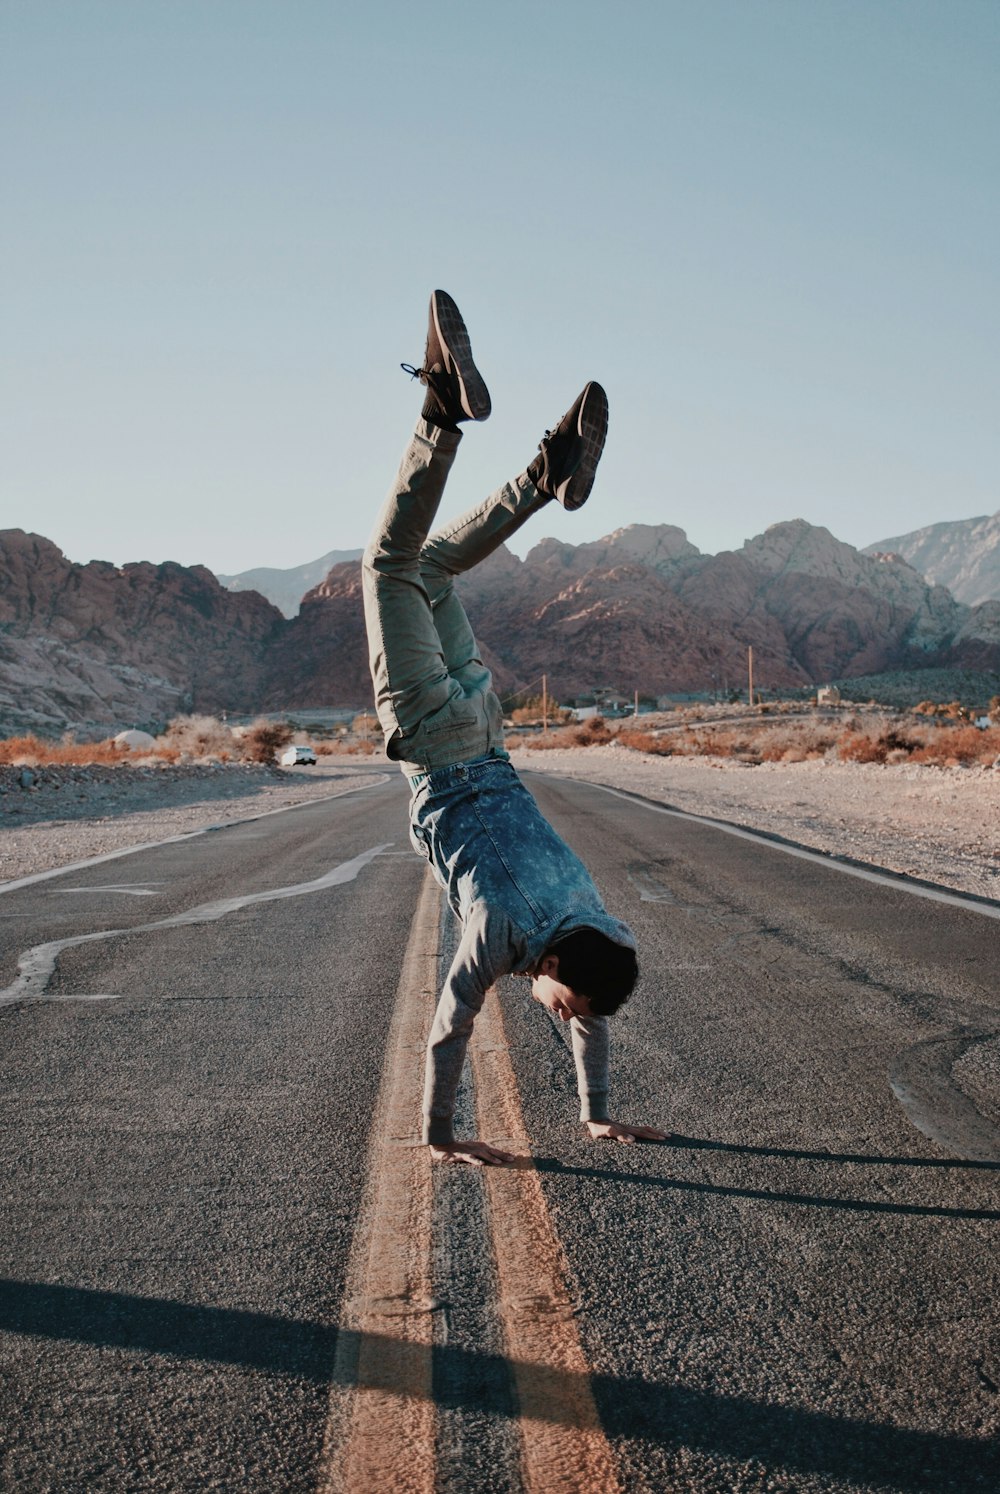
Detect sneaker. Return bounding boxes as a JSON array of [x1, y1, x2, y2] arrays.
[[401, 289, 491, 425], [528, 381, 608, 509]]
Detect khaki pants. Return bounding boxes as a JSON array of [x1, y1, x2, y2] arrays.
[[363, 419, 546, 776]]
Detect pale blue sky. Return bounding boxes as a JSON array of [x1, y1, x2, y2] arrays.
[[2, 0, 997, 577]]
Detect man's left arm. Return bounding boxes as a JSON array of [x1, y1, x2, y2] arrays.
[[570, 1016, 670, 1144]]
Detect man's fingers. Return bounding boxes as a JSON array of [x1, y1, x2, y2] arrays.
[[590, 1122, 670, 1144], [431, 1141, 519, 1166]]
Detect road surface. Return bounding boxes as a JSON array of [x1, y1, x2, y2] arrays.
[[0, 766, 997, 1491]]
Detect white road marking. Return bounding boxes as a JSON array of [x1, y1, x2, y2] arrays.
[[56, 885, 165, 897], [0, 775, 390, 898], [572, 779, 1000, 922], [0, 844, 393, 1007]]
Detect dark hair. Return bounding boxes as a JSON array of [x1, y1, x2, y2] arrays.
[[548, 928, 638, 1016]]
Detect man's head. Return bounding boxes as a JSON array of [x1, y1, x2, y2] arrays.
[[530, 928, 638, 1021]]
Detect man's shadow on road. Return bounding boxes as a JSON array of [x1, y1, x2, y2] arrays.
[[1, 1276, 997, 1490], [526, 1134, 1000, 1221]]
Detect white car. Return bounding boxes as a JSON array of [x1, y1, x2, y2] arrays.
[[280, 744, 317, 766]]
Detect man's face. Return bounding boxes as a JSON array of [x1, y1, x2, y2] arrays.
[[530, 960, 594, 1022]]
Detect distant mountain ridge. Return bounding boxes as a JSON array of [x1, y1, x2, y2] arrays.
[[3, 521, 1000, 736], [865, 511, 1000, 606], [218, 549, 363, 617]]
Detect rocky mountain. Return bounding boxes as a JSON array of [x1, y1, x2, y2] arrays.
[[218, 549, 363, 618], [865, 512, 1000, 606], [4, 521, 1000, 736], [443, 518, 999, 700], [0, 531, 284, 735], [265, 519, 1000, 710]]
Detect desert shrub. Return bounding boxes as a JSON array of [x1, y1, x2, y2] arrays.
[[880, 729, 918, 755], [521, 727, 569, 750], [618, 729, 674, 756], [691, 731, 754, 759], [758, 731, 809, 762], [522, 717, 612, 750], [240, 719, 293, 763], [573, 716, 612, 746], [838, 733, 888, 764], [910, 725, 1000, 767], [158, 714, 234, 759], [510, 696, 571, 726]]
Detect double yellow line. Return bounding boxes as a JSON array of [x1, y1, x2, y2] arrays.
[[319, 868, 619, 1492]]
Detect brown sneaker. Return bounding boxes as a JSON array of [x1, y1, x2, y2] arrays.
[[528, 381, 609, 509], [401, 289, 491, 426]]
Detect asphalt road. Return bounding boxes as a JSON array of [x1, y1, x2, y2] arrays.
[[0, 766, 997, 1492]]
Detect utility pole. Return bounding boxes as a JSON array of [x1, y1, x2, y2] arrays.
[[542, 674, 548, 733], [634, 688, 639, 718], [748, 646, 754, 708]]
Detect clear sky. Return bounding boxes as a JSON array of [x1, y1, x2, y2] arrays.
[[2, 0, 998, 577]]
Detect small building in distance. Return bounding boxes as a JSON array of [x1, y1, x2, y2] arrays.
[[817, 686, 842, 706]]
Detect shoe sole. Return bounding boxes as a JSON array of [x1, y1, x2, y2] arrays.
[[561, 381, 608, 509], [431, 290, 492, 421]]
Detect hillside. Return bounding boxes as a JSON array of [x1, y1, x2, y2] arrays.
[[865, 512, 1000, 605], [0, 531, 284, 735]]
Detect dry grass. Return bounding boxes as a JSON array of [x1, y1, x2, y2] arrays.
[[0, 712, 386, 767], [608, 712, 1000, 769], [1, 713, 294, 768], [0, 734, 129, 767], [7, 707, 999, 772], [158, 714, 235, 759], [522, 717, 614, 750]]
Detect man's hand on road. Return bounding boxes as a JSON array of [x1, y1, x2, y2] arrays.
[[429, 1140, 519, 1166], [586, 1120, 670, 1144]]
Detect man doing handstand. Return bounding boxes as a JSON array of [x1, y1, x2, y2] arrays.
[[363, 290, 666, 1165]]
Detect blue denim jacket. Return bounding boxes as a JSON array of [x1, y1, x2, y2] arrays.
[[409, 755, 637, 1144]]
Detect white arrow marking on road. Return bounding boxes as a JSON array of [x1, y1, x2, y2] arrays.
[[0, 843, 394, 1007]]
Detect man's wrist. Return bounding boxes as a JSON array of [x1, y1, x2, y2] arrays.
[[579, 1092, 610, 1124]]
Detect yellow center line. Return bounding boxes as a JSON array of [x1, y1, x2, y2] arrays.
[[320, 872, 619, 1492], [318, 867, 440, 1494], [471, 996, 623, 1494]]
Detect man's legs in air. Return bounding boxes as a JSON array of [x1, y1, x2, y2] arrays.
[[363, 289, 609, 767], [361, 291, 492, 764]]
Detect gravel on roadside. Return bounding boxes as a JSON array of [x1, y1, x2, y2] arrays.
[[510, 744, 1000, 902], [0, 760, 386, 885]]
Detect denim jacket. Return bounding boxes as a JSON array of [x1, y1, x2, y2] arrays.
[[408, 755, 637, 1144]]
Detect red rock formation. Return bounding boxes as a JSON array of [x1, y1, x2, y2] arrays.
[[0, 530, 282, 733]]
